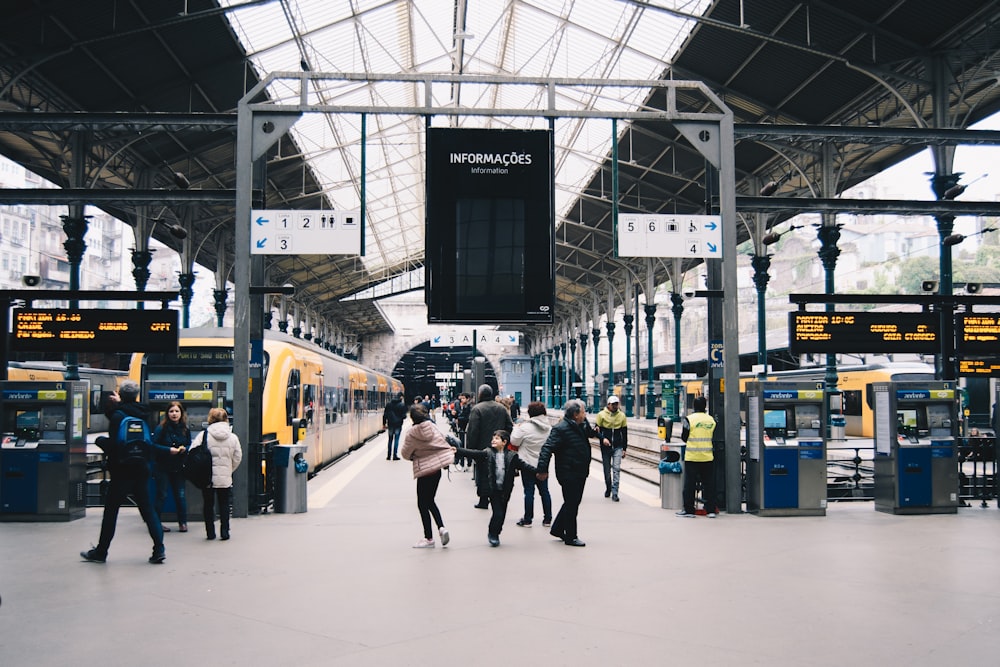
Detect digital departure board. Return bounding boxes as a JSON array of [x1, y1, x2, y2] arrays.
[[958, 358, 1000, 377], [789, 312, 939, 354], [956, 314, 1000, 354], [10, 308, 178, 353]]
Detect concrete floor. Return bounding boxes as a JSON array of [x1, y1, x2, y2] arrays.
[[2, 426, 1000, 666]]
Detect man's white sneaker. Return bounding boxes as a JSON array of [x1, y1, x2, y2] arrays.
[[412, 538, 435, 548], [707, 512, 717, 518], [439, 527, 450, 546]]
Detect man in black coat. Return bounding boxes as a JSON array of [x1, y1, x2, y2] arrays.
[[382, 392, 407, 460], [81, 379, 183, 564], [466, 384, 514, 509], [536, 399, 596, 547]]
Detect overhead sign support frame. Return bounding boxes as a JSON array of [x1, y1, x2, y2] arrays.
[[235, 72, 739, 514]]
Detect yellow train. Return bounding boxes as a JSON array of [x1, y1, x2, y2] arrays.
[[130, 327, 403, 474]]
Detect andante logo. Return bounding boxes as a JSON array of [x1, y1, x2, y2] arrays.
[[450, 151, 534, 166]]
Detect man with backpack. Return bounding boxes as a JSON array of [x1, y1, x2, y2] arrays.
[[81, 379, 185, 564]]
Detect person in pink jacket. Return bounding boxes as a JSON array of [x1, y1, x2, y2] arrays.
[[400, 403, 453, 548]]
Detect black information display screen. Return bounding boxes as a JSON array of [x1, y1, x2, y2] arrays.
[[10, 308, 178, 353], [958, 358, 1000, 377], [789, 312, 939, 354], [956, 314, 1000, 354], [425, 128, 554, 324]]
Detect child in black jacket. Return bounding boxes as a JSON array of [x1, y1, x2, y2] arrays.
[[454, 430, 536, 547]]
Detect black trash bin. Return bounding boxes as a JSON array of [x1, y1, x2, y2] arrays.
[[273, 444, 308, 513]]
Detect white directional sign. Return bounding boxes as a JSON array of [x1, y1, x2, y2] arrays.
[[250, 209, 362, 255], [430, 330, 521, 348], [617, 214, 722, 259]]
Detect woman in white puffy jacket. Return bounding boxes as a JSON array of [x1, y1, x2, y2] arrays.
[[399, 403, 453, 549], [198, 407, 242, 541]]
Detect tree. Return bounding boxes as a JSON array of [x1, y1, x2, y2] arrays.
[[896, 255, 939, 294]]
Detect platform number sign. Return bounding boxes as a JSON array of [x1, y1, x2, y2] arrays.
[[617, 214, 722, 259], [251, 209, 361, 255]]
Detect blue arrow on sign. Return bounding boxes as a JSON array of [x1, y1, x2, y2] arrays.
[[507, 335, 517, 343], [432, 336, 441, 344], [705, 221, 718, 231], [255, 216, 269, 226], [256, 238, 267, 248], [707, 242, 718, 253]]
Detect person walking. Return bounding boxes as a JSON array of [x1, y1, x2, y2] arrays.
[[466, 384, 513, 509], [454, 430, 536, 546], [152, 400, 192, 532], [382, 391, 407, 460], [676, 395, 719, 518], [596, 394, 628, 502], [400, 403, 453, 548], [198, 407, 243, 540], [453, 392, 473, 471], [510, 401, 552, 527], [81, 380, 183, 564], [509, 396, 521, 422], [536, 399, 597, 547]]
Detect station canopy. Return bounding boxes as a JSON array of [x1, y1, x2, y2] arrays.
[[2, 1, 1000, 340]]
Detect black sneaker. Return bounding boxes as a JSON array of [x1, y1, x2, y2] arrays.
[[149, 551, 166, 564], [80, 549, 106, 563], [516, 518, 532, 527]]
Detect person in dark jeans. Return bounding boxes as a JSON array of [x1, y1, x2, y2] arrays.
[[81, 380, 184, 564], [455, 430, 536, 547], [536, 399, 598, 547], [382, 392, 408, 460], [152, 400, 191, 532], [200, 407, 243, 541]]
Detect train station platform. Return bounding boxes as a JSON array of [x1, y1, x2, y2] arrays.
[[3, 423, 1000, 666]]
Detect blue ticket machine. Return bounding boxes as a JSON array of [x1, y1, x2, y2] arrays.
[[747, 382, 827, 516], [145, 381, 228, 522], [0, 381, 89, 521], [872, 381, 958, 515]]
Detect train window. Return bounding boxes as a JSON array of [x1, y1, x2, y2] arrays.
[[286, 369, 301, 426], [325, 388, 336, 424], [843, 390, 862, 416], [303, 384, 316, 425]]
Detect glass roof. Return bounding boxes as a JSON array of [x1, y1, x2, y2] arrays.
[[221, 0, 709, 275]]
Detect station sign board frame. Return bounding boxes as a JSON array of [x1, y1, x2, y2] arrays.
[[789, 311, 939, 354], [10, 308, 179, 353], [956, 313, 1000, 354]]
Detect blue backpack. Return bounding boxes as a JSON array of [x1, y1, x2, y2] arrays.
[[116, 411, 152, 470]]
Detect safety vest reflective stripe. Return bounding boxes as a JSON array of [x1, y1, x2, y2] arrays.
[[685, 413, 716, 462]]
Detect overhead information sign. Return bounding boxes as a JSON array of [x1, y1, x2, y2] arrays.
[[958, 358, 1000, 377], [956, 314, 1000, 354], [250, 209, 361, 255], [789, 312, 939, 354], [430, 330, 521, 348], [617, 214, 722, 259], [11, 309, 178, 353]]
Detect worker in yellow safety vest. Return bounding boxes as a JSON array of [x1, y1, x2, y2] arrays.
[[676, 395, 718, 518]]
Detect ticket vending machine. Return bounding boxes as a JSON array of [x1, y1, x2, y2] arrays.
[[747, 382, 827, 516], [0, 381, 89, 521], [145, 381, 228, 433], [145, 381, 228, 521], [872, 381, 959, 514]]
